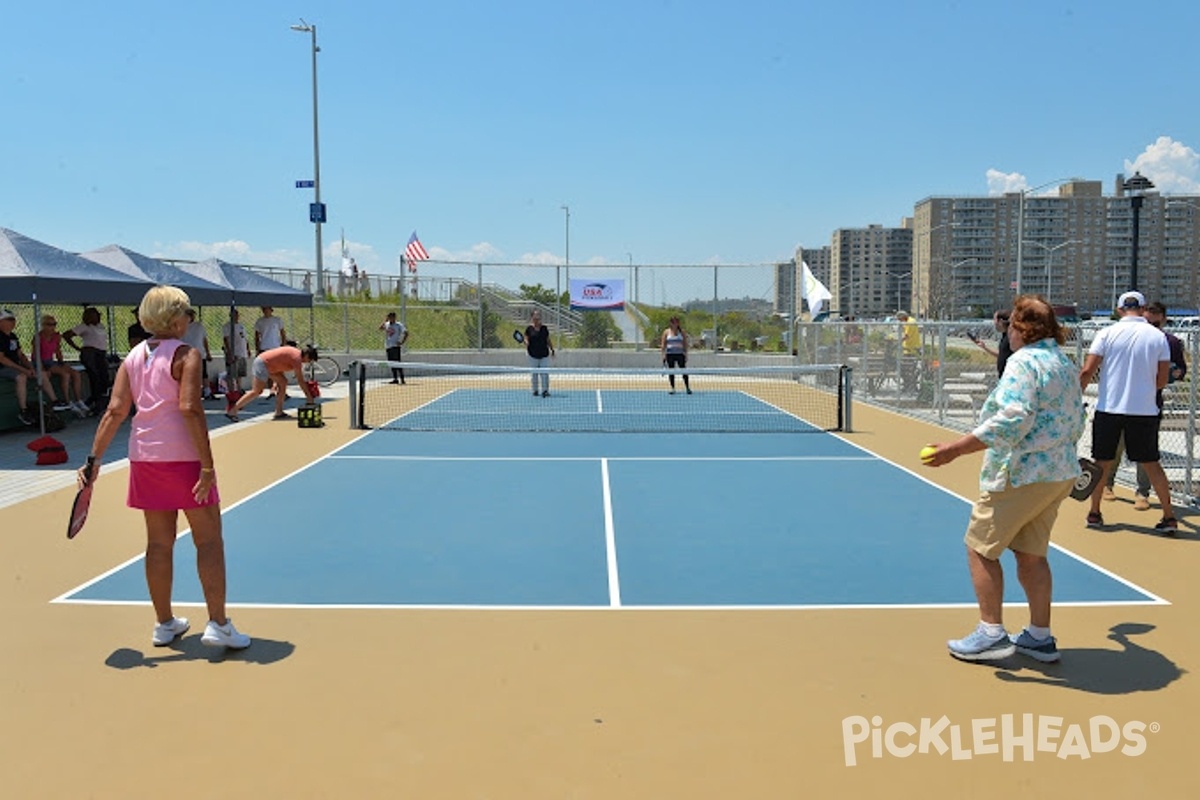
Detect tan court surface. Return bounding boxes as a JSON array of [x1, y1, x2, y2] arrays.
[[1, 394, 1198, 799]]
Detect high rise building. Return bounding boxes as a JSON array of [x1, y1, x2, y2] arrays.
[[827, 224, 913, 319], [912, 178, 1200, 317]]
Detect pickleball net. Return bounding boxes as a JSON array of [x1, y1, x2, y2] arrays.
[[351, 360, 852, 433]]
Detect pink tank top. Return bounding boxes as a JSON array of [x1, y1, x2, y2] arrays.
[[37, 332, 60, 363], [125, 339, 199, 463]]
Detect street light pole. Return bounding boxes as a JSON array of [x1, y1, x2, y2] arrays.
[[1015, 177, 1080, 297], [1123, 172, 1155, 291], [291, 19, 324, 300], [560, 205, 570, 330], [946, 257, 977, 319], [1022, 239, 1079, 303]]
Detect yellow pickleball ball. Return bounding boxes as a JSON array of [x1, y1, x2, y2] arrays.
[[919, 445, 937, 463]]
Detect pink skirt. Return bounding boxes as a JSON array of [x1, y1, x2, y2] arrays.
[[127, 461, 220, 511]]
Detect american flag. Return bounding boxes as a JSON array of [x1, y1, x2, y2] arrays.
[[405, 231, 429, 273]]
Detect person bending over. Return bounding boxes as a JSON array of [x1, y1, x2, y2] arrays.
[[226, 344, 317, 422]]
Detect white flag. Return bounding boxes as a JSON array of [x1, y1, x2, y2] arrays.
[[801, 260, 832, 318]]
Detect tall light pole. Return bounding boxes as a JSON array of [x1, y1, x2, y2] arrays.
[[1123, 172, 1155, 291], [943, 257, 977, 319], [1022, 239, 1079, 303], [562, 204, 571, 303], [1015, 177, 1080, 297], [887, 271, 912, 316], [291, 19, 325, 300]]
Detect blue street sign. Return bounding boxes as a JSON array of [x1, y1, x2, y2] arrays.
[[309, 202, 327, 223], [296, 180, 315, 188]]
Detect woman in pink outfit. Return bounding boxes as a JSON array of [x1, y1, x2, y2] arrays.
[[80, 286, 250, 650]]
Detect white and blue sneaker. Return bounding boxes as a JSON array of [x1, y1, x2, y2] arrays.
[[152, 616, 190, 647], [1010, 629, 1060, 662], [947, 624, 1016, 661]]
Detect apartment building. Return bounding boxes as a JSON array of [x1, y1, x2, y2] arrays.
[[826, 224, 914, 319], [912, 177, 1200, 318]]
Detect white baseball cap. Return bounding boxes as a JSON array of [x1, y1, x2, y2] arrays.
[[0, 309, 15, 321], [1117, 290, 1146, 309]]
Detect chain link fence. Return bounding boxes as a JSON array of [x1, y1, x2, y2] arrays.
[[794, 319, 1199, 506]]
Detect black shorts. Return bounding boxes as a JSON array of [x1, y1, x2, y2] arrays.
[[1091, 410, 1161, 463]]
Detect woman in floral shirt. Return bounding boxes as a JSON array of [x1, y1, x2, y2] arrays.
[[923, 295, 1084, 664]]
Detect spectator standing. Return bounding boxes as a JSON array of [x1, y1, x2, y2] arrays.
[[182, 308, 213, 398], [221, 309, 249, 393], [923, 296, 1084, 663], [1, 308, 63, 425], [380, 311, 408, 385], [525, 310, 555, 397], [1079, 291, 1177, 534], [64, 306, 111, 412], [80, 285, 249, 649], [127, 307, 149, 350], [254, 306, 286, 354], [1103, 300, 1189, 510], [969, 310, 1014, 378]]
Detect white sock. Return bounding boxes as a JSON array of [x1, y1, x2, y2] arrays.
[[981, 622, 1005, 638], [1027, 625, 1052, 641]]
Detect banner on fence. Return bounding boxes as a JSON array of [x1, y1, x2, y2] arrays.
[[569, 278, 625, 310]]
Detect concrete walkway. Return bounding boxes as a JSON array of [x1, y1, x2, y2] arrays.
[[0, 381, 349, 511]]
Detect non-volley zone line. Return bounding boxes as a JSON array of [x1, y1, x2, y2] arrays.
[[328, 455, 877, 462]]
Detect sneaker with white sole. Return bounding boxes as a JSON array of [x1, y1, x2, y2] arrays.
[[947, 624, 1016, 661], [71, 400, 90, 418], [201, 619, 251, 649], [1010, 629, 1060, 662], [1133, 494, 1151, 511], [52, 400, 72, 412], [152, 616, 190, 647]]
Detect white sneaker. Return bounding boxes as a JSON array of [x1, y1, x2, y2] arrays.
[[152, 616, 190, 646], [201, 618, 251, 649], [72, 400, 90, 418]]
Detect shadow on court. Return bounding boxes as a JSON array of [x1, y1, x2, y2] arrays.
[[988, 623, 1186, 695], [104, 635, 296, 669]]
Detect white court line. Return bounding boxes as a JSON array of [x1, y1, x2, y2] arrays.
[[596, 389, 603, 413], [601, 458, 621, 607], [50, 426, 377, 604], [329, 455, 876, 462], [56, 599, 1167, 611]]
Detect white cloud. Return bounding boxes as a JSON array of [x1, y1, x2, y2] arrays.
[[986, 168, 1028, 196], [1124, 136, 1200, 193]]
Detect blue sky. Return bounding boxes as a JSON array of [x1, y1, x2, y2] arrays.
[[4, 0, 1199, 289]]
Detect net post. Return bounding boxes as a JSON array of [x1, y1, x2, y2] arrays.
[[348, 360, 360, 428], [840, 365, 853, 432]]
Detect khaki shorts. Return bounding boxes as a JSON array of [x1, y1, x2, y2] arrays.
[[964, 478, 1074, 560]]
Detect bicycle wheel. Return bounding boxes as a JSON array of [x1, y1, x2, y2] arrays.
[[309, 356, 341, 387]]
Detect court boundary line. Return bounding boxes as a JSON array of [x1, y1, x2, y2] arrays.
[[54, 599, 1167, 611], [52, 422, 1172, 609], [49, 426, 378, 605]]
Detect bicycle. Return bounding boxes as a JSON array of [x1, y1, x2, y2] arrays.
[[304, 354, 341, 387]]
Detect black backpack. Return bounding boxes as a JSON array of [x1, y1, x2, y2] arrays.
[[40, 405, 65, 433]]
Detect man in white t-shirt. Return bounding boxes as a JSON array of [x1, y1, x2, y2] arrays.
[[254, 306, 286, 354], [222, 308, 249, 392], [1078, 290, 1176, 533], [380, 311, 409, 384]]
